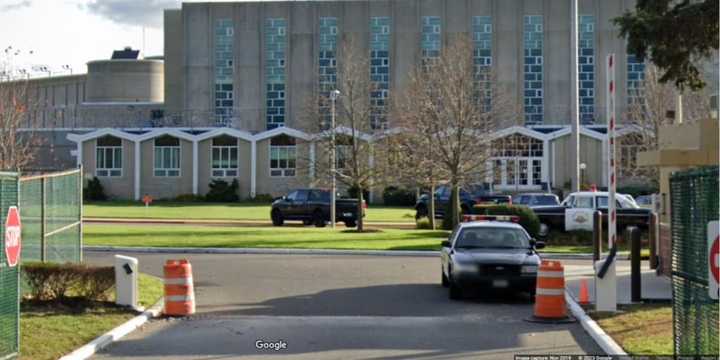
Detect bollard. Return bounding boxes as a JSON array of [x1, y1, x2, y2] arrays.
[[525, 260, 575, 323], [114, 255, 139, 309], [592, 211, 602, 261], [629, 226, 642, 303], [649, 213, 659, 270], [164, 259, 196, 316]]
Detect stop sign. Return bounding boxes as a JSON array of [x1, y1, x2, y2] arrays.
[[4, 206, 21, 267], [709, 221, 719, 300]]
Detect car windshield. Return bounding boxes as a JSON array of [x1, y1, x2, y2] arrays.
[[514, 195, 531, 205], [455, 227, 530, 249]]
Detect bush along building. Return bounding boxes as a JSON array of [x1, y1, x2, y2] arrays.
[[6, 0, 716, 201]]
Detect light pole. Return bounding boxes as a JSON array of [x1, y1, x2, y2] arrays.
[[580, 162, 587, 189], [330, 89, 341, 230], [570, 0, 581, 192]]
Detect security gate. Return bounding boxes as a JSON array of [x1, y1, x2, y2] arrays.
[[670, 166, 719, 356], [0, 172, 19, 360]]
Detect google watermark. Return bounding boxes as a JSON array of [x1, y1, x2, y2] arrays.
[[255, 339, 288, 351]]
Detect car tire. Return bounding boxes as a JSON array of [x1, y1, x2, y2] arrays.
[[271, 210, 284, 226], [441, 270, 449, 287], [313, 210, 326, 228], [448, 273, 462, 300], [302, 219, 312, 226], [344, 220, 357, 228], [415, 205, 428, 219]]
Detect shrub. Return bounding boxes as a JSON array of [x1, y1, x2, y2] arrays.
[[382, 186, 416, 206], [416, 217, 433, 230], [205, 179, 240, 202], [248, 193, 275, 203], [617, 184, 659, 198], [347, 185, 370, 202], [174, 194, 205, 202], [22, 262, 115, 302], [473, 204, 541, 238], [84, 177, 107, 201]]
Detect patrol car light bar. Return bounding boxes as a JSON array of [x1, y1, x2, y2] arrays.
[[462, 215, 520, 223]]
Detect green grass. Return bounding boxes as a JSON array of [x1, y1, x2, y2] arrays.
[[20, 272, 163, 360], [84, 201, 416, 223], [84, 224, 595, 254], [85, 224, 447, 251], [590, 304, 673, 355]]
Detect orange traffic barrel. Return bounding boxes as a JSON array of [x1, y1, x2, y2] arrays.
[[163, 259, 196, 316], [528, 260, 574, 322]]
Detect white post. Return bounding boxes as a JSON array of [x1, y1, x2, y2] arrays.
[[597, 53, 617, 313], [542, 139, 550, 189], [192, 140, 198, 195], [76, 141, 83, 167], [250, 140, 257, 198], [570, 0, 581, 192], [309, 141, 316, 180], [134, 140, 141, 201]]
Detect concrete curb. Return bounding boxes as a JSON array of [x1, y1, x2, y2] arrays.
[[565, 291, 628, 356], [58, 300, 164, 360], [85, 246, 594, 259]]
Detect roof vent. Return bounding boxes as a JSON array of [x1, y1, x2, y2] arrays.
[[111, 47, 140, 60]]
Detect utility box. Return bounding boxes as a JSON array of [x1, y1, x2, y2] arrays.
[[595, 258, 617, 312], [114, 255, 138, 309]]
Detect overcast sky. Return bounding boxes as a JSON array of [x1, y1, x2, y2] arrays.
[[0, 0, 241, 76]]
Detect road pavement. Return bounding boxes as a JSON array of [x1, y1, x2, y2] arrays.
[[86, 251, 602, 359]]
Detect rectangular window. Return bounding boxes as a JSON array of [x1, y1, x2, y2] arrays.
[[266, 18, 287, 129], [154, 137, 180, 177], [473, 16, 493, 110], [421, 16, 441, 69], [523, 15, 544, 125], [96, 146, 122, 177], [215, 19, 234, 127], [578, 15, 595, 124], [336, 145, 351, 170], [370, 16, 391, 130], [211, 146, 238, 177], [319, 17, 338, 130], [269, 145, 296, 177], [627, 54, 646, 106]]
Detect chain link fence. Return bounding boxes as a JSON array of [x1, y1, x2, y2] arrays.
[[19, 168, 82, 263], [670, 166, 719, 356], [0, 172, 19, 360]]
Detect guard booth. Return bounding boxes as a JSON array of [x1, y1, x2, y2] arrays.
[[670, 166, 719, 356], [0, 172, 19, 359]]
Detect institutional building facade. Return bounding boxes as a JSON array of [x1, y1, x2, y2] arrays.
[[10, 0, 713, 201]]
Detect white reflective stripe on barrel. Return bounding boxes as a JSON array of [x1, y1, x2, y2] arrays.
[[535, 288, 565, 296], [164, 277, 194, 285], [165, 294, 195, 302], [537, 271, 564, 278]]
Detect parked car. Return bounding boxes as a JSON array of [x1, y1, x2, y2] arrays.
[[533, 191, 652, 236], [271, 189, 361, 227], [440, 220, 544, 299], [512, 193, 560, 208], [415, 185, 511, 219]]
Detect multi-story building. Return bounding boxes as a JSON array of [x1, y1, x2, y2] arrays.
[[9, 0, 713, 201]]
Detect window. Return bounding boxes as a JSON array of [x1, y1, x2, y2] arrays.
[[336, 144, 351, 170], [154, 136, 180, 177], [211, 135, 238, 177], [574, 196, 594, 209], [96, 135, 122, 177], [269, 135, 296, 177]]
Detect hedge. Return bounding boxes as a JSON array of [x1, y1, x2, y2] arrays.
[[22, 262, 115, 303], [473, 204, 541, 238], [382, 186, 416, 206]]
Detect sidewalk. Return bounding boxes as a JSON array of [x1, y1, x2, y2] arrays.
[[564, 260, 672, 304]]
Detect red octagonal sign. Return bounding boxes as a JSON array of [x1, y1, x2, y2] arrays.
[[5, 206, 21, 267]]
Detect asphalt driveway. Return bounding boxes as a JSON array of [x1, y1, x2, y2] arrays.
[[86, 251, 601, 359]]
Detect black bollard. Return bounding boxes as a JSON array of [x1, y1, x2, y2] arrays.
[[629, 226, 642, 302]]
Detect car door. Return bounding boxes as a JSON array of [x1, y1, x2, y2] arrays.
[[291, 190, 309, 219], [280, 191, 298, 218]]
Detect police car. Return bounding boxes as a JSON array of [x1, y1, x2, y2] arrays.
[[440, 216, 544, 299]]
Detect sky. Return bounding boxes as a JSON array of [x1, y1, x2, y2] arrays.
[[0, 0, 240, 77]]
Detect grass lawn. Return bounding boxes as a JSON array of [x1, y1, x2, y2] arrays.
[[20, 273, 163, 360], [84, 201, 416, 223], [590, 304, 673, 355], [84, 224, 594, 253]]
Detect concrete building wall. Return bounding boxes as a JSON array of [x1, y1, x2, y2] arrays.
[[81, 138, 135, 199], [197, 137, 253, 197], [164, 9, 184, 117], [86, 60, 164, 103], [140, 138, 193, 199], [551, 135, 603, 188]]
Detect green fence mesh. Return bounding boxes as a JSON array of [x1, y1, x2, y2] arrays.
[[670, 166, 719, 356], [19, 169, 82, 264], [0, 172, 19, 360]]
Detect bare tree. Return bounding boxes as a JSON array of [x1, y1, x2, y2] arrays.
[[0, 56, 41, 171], [394, 35, 517, 229], [301, 37, 392, 232], [621, 63, 714, 183]]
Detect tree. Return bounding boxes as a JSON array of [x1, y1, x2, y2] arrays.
[[303, 37, 391, 232], [620, 63, 714, 183], [0, 54, 41, 171], [394, 36, 517, 229], [614, 0, 719, 90]]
